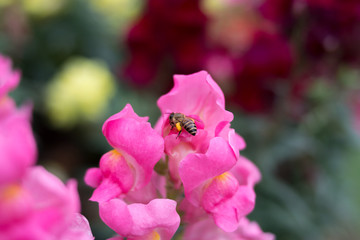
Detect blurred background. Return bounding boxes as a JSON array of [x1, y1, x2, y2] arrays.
[[1, 0, 360, 239]]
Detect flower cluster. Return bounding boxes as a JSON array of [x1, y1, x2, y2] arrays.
[[123, 0, 360, 116], [122, 0, 294, 113], [85, 71, 274, 239], [0, 54, 94, 240]]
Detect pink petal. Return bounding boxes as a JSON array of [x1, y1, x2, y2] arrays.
[[0, 166, 93, 239], [211, 186, 256, 232], [237, 218, 275, 240], [99, 150, 135, 192], [215, 123, 246, 159], [0, 96, 16, 118], [23, 166, 80, 213], [89, 178, 122, 202], [102, 104, 149, 133], [184, 218, 228, 240], [230, 156, 261, 187], [99, 199, 133, 236], [179, 137, 237, 204], [201, 173, 239, 212], [99, 199, 180, 240], [124, 172, 166, 204], [0, 183, 31, 224], [84, 168, 103, 188], [179, 198, 208, 224], [60, 213, 94, 240]]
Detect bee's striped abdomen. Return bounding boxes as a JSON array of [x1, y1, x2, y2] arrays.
[[183, 119, 197, 136]]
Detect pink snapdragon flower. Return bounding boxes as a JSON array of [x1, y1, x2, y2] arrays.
[[184, 218, 275, 240], [0, 166, 93, 240], [85, 104, 164, 202], [100, 198, 180, 240], [155, 71, 256, 231], [0, 104, 37, 184]]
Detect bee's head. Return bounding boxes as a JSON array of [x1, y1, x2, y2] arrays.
[[169, 112, 174, 120]]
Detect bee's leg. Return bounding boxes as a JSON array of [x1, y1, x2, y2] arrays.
[[176, 130, 182, 139]]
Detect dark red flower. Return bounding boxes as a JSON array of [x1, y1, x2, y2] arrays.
[[231, 31, 294, 113], [123, 0, 207, 87]]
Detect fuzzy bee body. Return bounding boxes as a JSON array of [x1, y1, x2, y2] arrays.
[[169, 112, 197, 137]]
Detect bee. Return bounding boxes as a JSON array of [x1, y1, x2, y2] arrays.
[[169, 112, 197, 138]]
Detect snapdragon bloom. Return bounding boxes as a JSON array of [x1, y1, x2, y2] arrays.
[[85, 71, 271, 239], [0, 166, 93, 240], [85, 104, 164, 202], [156, 71, 256, 231]]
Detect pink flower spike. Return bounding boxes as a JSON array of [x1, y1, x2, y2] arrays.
[[0, 54, 20, 99], [99, 198, 180, 240]]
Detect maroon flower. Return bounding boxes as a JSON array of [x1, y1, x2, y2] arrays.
[[231, 31, 294, 113], [123, 0, 208, 87]]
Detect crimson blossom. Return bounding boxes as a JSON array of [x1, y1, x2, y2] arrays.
[[85, 71, 273, 239], [122, 0, 207, 87]]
